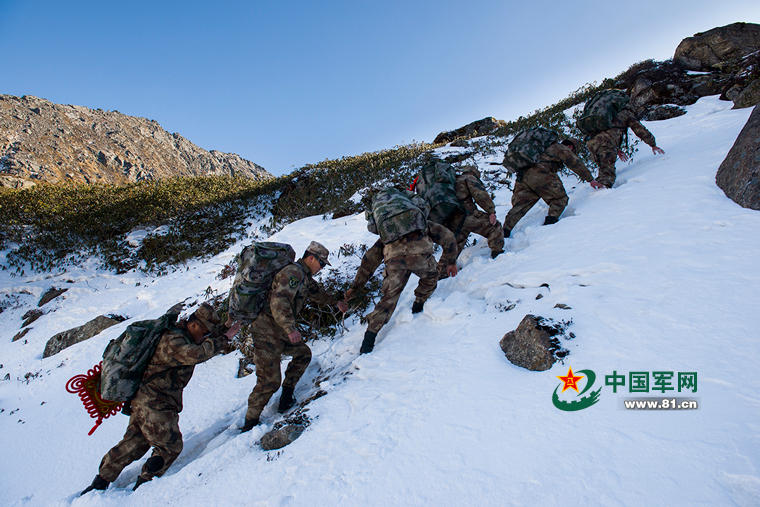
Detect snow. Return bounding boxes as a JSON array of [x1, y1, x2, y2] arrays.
[[1, 96, 759, 506]]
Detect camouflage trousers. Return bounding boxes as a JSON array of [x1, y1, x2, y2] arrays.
[[98, 403, 182, 483], [437, 211, 504, 272], [587, 136, 618, 188], [366, 254, 438, 334], [245, 329, 312, 421], [503, 167, 568, 231]]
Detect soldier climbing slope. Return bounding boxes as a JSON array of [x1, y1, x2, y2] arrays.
[[347, 187, 457, 354], [232, 241, 348, 433], [81, 304, 225, 495], [578, 88, 665, 188], [501, 128, 604, 237], [451, 164, 504, 260]]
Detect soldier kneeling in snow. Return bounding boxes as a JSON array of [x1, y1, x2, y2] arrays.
[[81, 304, 224, 495]]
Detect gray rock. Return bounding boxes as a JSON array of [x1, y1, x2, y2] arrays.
[[499, 315, 564, 371], [674, 22, 760, 71], [434, 117, 506, 144], [21, 309, 43, 327], [733, 79, 760, 109], [716, 105, 760, 210], [260, 424, 306, 450], [42, 315, 121, 357], [642, 105, 687, 122], [38, 287, 67, 307]]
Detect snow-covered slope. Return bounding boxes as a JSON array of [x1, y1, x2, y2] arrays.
[[1, 97, 758, 506]]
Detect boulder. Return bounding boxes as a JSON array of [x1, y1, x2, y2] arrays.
[[716, 105, 760, 210], [260, 424, 306, 450], [732, 79, 760, 109], [434, 117, 506, 144], [642, 105, 687, 122], [42, 315, 122, 357], [499, 315, 566, 371], [38, 287, 68, 307], [674, 22, 760, 71]]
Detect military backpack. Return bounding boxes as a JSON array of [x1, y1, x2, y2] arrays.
[[503, 127, 560, 173], [576, 89, 630, 137], [228, 242, 297, 323], [100, 309, 181, 402], [416, 160, 464, 224], [366, 187, 429, 244]]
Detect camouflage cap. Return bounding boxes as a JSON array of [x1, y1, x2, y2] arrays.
[[305, 241, 331, 266], [192, 303, 221, 333]]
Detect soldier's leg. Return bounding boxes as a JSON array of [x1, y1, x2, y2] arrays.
[[282, 342, 312, 390], [591, 147, 618, 188], [502, 180, 540, 232], [533, 172, 569, 221], [136, 408, 183, 481], [411, 255, 440, 304], [246, 336, 285, 421], [365, 261, 412, 334], [98, 417, 151, 482], [462, 212, 505, 254]]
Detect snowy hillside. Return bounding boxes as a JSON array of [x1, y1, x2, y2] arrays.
[[1, 96, 759, 506]]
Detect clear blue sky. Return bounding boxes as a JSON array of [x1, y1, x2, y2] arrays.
[[2, 1, 759, 176]]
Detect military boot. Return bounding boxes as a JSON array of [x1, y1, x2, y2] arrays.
[[360, 330, 377, 354], [502, 226, 512, 238], [240, 417, 260, 433], [543, 216, 559, 225], [80, 475, 109, 496], [278, 386, 296, 413], [411, 300, 425, 314], [491, 249, 504, 259]]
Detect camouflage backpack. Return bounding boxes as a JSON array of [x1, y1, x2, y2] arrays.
[[576, 89, 630, 137], [228, 242, 297, 323], [100, 309, 181, 402], [503, 127, 559, 172], [416, 160, 463, 224], [366, 187, 429, 244]]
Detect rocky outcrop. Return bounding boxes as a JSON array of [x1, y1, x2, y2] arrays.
[[0, 95, 272, 187], [42, 315, 124, 357], [674, 23, 760, 71], [38, 287, 68, 307], [434, 117, 506, 144], [260, 423, 306, 450], [642, 105, 688, 122], [499, 315, 568, 371], [716, 105, 760, 210]]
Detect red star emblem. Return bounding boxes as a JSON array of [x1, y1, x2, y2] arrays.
[[557, 367, 584, 393]]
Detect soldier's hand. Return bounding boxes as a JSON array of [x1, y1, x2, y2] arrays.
[[224, 321, 242, 340], [589, 179, 605, 190], [617, 150, 629, 162], [337, 301, 349, 313], [652, 146, 665, 155], [446, 264, 458, 278], [489, 213, 497, 225], [344, 288, 354, 301], [287, 330, 303, 344]]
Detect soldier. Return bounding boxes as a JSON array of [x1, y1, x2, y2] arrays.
[[81, 304, 225, 495], [502, 138, 604, 238], [346, 221, 458, 355], [452, 164, 504, 260], [583, 90, 665, 188], [240, 242, 348, 432]]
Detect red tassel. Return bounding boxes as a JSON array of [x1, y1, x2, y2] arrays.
[[409, 177, 419, 192], [66, 362, 124, 435]]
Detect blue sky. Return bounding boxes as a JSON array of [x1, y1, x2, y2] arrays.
[[1, 1, 759, 176]]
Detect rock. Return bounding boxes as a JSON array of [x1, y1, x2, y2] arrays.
[[674, 22, 760, 71], [499, 315, 566, 371], [732, 79, 760, 109], [0, 94, 272, 187], [13, 328, 31, 342], [434, 117, 506, 144], [450, 139, 470, 148], [38, 287, 68, 307], [42, 315, 122, 357], [260, 424, 306, 450], [716, 105, 760, 210], [21, 309, 44, 327], [642, 105, 687, 121]]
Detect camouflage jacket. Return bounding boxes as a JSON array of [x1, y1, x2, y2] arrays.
[[534, 143, 594, 182], [352, 222, 457, 291], [589, 107, 656, 151], [131, 327, 218, 413], [260, 259, 336, 337], [455, 172, 496, 215]]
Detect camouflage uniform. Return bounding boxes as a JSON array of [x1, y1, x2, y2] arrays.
[[502, 142, 594, 231], [452, 166, 504, 256], [98, 325, 220, 483], [587, 107, 657, 188], [359, 222, 456, 334], [245, 257, 337, 422]]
